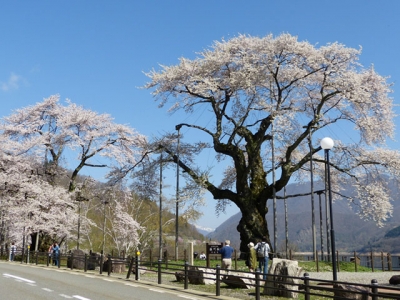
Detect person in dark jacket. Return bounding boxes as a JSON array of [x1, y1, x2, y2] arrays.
[[218, 240, 234, 271]]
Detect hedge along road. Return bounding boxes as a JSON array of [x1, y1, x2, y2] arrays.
[[0, 261, 237, 300]]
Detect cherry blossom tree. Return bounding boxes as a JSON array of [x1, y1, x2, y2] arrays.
[[145, 33, 399, 253], [0, 137, 76, 250], [0, 95, 148, 250], [0, 95, 148, 192]]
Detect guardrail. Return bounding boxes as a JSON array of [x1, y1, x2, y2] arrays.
[[3, 250, 400, 299]]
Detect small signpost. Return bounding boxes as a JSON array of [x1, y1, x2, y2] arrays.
[[206, 242, 223, 268]]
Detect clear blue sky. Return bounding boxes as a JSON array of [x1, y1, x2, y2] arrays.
[[1, 1, 399, 229]]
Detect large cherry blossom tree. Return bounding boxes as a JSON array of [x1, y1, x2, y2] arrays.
[[145, 33, 399, 253]]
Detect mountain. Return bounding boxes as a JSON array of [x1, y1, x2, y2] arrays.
[[207, 180, 400, 253], [194, 224, 215, 236]]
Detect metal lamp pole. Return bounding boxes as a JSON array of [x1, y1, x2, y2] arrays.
[[320, 137, 336, 281], [76, 193, 88, 250], [175, 124, 182, 261], [303, 125, 316, 261], [316, 190, 325, 261], [159, 152, 163, 260], [308, 131, 316, 261], [102, 200, 109, 255]]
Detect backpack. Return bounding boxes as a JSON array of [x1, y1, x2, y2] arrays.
[[257, 243, 266, 258]]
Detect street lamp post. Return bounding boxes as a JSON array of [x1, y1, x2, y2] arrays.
[[308, 130, 316, 261], [76, 192, 88, 250], [102, 199, 109, 255], [316, 190, 325, 261], [320, 137, 337, 281], [303, 125, 316, 261], [271, 123, 277, 256], [175, 124, 182, 261], [159, 152, 163, 260]]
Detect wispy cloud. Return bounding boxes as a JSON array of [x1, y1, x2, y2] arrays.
[[1, 72, 25, 91]]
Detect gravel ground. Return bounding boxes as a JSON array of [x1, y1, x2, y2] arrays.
[[306, 271, 400, 285]]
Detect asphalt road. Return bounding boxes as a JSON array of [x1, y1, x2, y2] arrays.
[[0, 261, 228, 300]]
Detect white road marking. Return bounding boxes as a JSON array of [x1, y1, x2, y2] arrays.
[[73, 296, 91, 300], [3, 273, 35, 284], [42, 288, 53, 292], [149, 288, 164, 293], [178, 296, 198, 300], [59, 295, 73, 299], [84, 275, 96, 278], [124, 283, 139, 287], [103, 278, 114, 282]]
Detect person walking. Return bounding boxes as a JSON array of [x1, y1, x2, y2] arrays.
[[218, 240, 234, 272], [10, 242, 17, 261], [254, 236, 271, 280], [247, 242, 257, 272]]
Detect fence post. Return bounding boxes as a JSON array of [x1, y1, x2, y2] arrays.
[[47, 252, 50, 266], [164, 250, 168, 269], [135, 253, 139, 281], [35, 251, 38, 265], [381, 252, 384, 271], [336, 251, 339, 273], [316, 250, 319, 272], [99, 252, 104, 275], [303, 273, 310, 300], [289, 249, 292, 260], [255, 268, 261, 300], [184, 261, 189, 289], [149, 249, 152, 268], [234, 249, 237, 270], [157, 259, 162, 284], [84, 253, 88, 272], [107, 254, 112, 276], [387, 252, 392, 271], [58, 251, 61, 268], [216, 264, 221, 296], [371, 252, 374, 272], [354, 251, 358, 272], [371, 279, 378, 300], [71, 252, 74, 270]]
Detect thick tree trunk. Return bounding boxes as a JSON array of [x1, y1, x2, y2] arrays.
[[236, 205, 272, 254]]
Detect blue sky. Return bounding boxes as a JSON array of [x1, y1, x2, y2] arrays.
[[1, 1, 399, 229]]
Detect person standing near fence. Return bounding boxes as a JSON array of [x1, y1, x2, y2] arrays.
[[48, 244, 53, 264], [254, 236, 271, 280], [52, 242, 60, 266], [247, 242, 257, 272], [218, 240, 234, 272], [10, 242, 17, 261]]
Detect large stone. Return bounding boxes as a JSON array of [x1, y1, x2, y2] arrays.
[[389, 275, 400, 285], [334, 284, 369, 300], [88, 252, 101, 270], [102, 258, 131, 274], [175, 267, 216, 285], [263, 258, 303, 298], [221, 272, 257, 289], [67, 249, 86, 269]]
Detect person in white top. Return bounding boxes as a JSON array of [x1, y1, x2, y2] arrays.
[[254, 236, 271, 279], [10, 242, 17, 261]]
